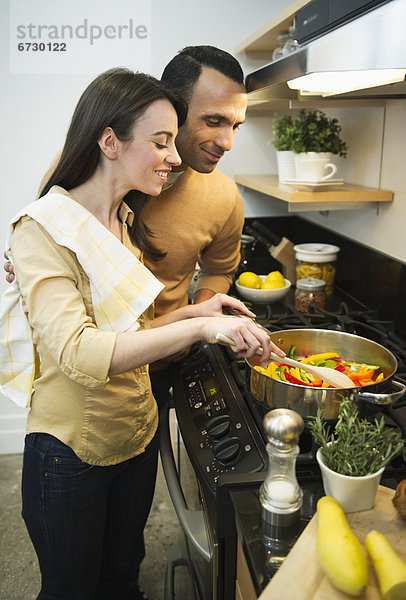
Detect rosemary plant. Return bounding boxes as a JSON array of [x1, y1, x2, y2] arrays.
[[308, 398, 405, 477]]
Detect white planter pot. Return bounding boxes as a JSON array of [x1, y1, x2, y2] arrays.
[[316, 447, 385, 513], [276, 150, 296, 182]]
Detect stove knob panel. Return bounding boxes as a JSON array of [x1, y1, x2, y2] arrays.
[[213, 436, 242, 464], [205, 415, 232, 439]]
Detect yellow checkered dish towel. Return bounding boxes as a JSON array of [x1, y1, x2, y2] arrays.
[[0, 192, 164, 408]]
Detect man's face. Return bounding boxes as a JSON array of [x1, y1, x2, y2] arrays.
[[174, 66, 247, 173]]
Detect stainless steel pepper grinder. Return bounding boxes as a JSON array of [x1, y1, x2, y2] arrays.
[[260, 408, 304, 530]]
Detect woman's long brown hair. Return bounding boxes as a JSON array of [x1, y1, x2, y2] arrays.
[[40, 68, 187, 260]]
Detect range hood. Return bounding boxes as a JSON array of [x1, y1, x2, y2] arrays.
[[245, 0, 406, 100]]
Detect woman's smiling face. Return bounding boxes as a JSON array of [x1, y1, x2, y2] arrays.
[[120, 99, 181, 196]]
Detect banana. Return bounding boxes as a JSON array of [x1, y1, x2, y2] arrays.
[[316, 496, 368, 596]]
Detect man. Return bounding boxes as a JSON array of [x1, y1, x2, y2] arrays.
[[4, 46, 247, 600], [143, 46, 247, 410], [147, 45, 246, 314]]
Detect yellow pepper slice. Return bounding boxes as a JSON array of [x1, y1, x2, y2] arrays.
[[268, 361, 282, 380], [302, 352, 340, 363]]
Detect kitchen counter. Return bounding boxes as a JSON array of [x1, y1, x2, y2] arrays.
[[231, 481, 405, 599]]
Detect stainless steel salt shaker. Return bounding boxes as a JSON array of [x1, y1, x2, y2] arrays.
[[260, 408, 304, 528]]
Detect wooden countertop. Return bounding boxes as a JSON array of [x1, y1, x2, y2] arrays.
[[259, 485, 405, 599]]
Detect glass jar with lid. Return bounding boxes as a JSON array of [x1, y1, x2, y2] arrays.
[[295, 277, 326, 312], [294, 243, 339, 297]]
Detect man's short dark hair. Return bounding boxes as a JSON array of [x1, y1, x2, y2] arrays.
[[161, 45, 245, 101]]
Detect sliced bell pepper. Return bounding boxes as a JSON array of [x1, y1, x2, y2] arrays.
[[266, 361, 282, 381], [358, 379, 376, 386], [276, 365, 288, 381], [254, 366, 267, 375], [299, 369, 312, 384], [259, 353, 384, 389], [357, 368, 376, 380], [315, 359, 339, 369], [290, 366, 312, 384], [343, 361, 380, 370], [284, 371, 311, 386], [302, 352, 340, 363], [306, 372, 323, 387], [348, 368, 376, 387]]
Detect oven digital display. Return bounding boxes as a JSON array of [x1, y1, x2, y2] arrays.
[[202, 376, 218, 399]]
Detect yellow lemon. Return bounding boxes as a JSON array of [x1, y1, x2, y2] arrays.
[[262, 271, 285, 289], [264, 270, 285, 289], [238, 271, 262, 289], [262, 280, 283, 290]]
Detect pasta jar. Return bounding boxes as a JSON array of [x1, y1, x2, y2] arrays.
[[295, 278, 326, 312], [293, 243, 339, 297]]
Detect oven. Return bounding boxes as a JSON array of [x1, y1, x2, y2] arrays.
[[160, 290, 406, 600]]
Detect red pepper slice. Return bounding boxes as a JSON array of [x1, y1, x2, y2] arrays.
[[334, 364, 346, 372], [284, 371, 311, 386]]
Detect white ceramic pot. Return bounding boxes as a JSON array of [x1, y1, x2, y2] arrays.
[[316, 447, 385, 513], [276, 150, 296, 182]]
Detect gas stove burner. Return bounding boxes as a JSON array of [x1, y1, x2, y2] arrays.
[[256, 303, 336, 331], [250, 302, 273, 322]]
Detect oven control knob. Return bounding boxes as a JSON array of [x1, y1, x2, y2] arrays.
[[213, 437, 242, 464], [205, 415, 232, 439]]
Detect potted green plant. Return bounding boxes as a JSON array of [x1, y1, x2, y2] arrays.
[[270, 110, 348, 183], [270, 114, 296, 182], [291, 109, 348, 182], [309, 398, 405, 512], [291, 109, 348, 156]]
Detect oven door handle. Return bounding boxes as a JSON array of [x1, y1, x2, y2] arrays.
[[159, 405, 211, 563]]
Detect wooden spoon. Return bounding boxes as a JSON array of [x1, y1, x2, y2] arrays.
[[215, 333, 355, 389]]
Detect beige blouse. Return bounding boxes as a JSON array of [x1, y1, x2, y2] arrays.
[[10, 193, 158, 466]]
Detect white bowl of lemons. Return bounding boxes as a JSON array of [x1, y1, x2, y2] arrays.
[[235, 271, 291, 304]]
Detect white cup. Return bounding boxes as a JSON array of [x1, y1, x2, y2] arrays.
[[295, 152, 337, 183]]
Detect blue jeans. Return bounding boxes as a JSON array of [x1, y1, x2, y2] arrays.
[[22, 430, 159, 600]]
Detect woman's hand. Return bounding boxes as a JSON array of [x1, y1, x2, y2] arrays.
[[201, 314, 285, 362], [191, 293, 256, 319]]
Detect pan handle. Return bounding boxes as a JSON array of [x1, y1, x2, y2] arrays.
[[358, 380, 406, 406]]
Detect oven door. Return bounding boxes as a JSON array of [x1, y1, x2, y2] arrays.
[[160, 404, 218, 600]]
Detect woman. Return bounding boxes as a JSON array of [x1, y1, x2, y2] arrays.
[[2, 68, 282, 599]]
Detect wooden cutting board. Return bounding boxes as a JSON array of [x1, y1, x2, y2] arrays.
[[259, 485, 406, 600]]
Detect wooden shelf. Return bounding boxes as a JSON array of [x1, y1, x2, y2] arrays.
[[235, 0, 309, 54], [234, 174, 393, 213]]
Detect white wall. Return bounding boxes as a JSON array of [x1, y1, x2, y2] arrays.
[[0, 0, 276, 452]]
